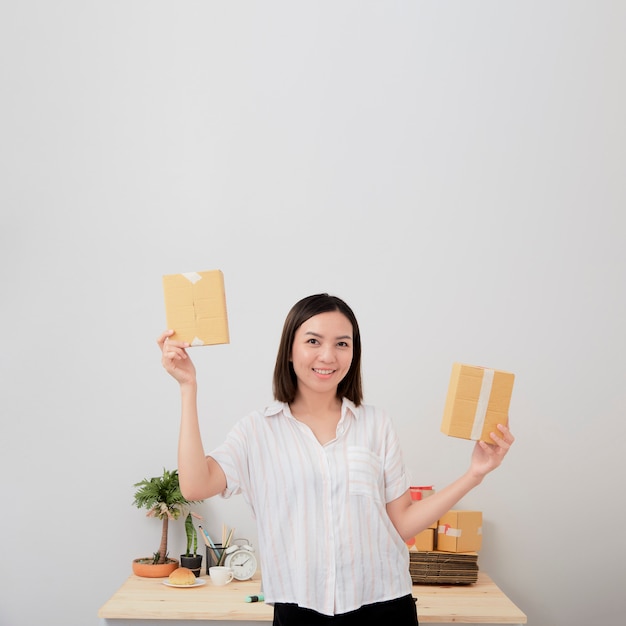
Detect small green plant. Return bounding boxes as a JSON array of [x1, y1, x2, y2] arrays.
[[184, 513, 199, 557], [133, 468, 200, 565]]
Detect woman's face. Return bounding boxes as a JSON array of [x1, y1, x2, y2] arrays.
[[290, 311, 354, 397]]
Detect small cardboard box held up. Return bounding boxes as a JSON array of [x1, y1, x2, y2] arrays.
[[441, 362, 514, 442], [437, 510, 483, 553], [162, 270, 229, 347]]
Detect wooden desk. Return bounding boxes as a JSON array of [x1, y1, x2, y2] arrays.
[[99, 571, 526, 624]]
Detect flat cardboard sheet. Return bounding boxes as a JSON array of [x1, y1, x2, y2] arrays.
[[409, 550, 479, 585], [162, 270, 229, 346]]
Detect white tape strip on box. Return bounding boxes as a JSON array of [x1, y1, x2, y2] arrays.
[[182, 272, 203, 284], [470, 367, 495, 440], [438, 525, 462, 537], [438, 525, 483, 537], [183, 272, 204, 345]]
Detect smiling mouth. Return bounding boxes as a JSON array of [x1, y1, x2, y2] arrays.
[[313, 368, 335, 375]]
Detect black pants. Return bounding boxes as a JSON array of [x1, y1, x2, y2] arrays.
[[273, 594, 419, 626]]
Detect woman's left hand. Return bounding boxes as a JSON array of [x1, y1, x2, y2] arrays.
[[470, 424, 515, 477]]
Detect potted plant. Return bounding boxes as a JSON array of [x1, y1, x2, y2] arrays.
[[180, 512, 203, 576], [131, 467, 199, 578]]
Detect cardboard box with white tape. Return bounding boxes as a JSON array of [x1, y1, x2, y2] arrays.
[[440, 362, 514, 443], [437, 510, 483, 553], [162, 270, 229, 347]]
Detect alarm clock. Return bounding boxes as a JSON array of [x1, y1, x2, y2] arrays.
[[223, 539, 258, 580]]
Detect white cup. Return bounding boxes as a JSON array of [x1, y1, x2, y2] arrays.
[[209, 566, 234, 586]]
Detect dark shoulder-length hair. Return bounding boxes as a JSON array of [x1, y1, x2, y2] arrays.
[[272, 293, 363, 406]]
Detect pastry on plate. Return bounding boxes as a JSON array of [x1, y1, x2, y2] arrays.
[[168, 567, 196, 585]]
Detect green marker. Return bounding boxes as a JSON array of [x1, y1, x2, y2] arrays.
[[245, 593, 265, 603]]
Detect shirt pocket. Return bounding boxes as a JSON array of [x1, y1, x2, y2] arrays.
[[347, 446, 383, 502]]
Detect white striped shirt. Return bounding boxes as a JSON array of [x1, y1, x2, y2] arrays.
[[209, 398, 412, 616]]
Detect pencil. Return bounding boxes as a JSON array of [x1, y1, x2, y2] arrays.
[[217, 528, 236, 566]]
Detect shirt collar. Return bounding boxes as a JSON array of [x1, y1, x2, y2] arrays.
[[263, 397, 359, 419], [263, 401, 286, 417]]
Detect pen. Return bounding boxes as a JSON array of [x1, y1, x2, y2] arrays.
[[198, 525, 222, 559]]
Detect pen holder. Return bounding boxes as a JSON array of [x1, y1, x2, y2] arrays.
[[205, 543, 223, 574]]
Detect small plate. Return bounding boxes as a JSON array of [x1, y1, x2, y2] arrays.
[[163, 578, 207, 588]]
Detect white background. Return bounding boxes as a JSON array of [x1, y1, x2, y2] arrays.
[[1, 2, 625, 625]]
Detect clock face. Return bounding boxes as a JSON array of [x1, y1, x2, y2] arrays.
[[226, 549, 257, 580]]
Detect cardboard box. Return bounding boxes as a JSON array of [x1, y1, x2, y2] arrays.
[[405, 514, 437, 552], [441, 362, 514, 442], [437, 510, 483, 553], [406, 528, 435, 552], [162, 270, 229, 346], [413, 528, 435, 551]]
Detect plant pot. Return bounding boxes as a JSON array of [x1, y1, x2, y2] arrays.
[[180, 554, 203, 577], [132, 557, 179, 578]]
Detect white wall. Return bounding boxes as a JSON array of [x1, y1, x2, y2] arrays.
[[2, 2, 625, 625]]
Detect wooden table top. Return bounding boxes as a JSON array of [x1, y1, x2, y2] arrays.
[[99, 571, 527, 623]]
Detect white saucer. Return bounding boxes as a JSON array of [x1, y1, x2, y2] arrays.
[[163, 578, 207, 588]]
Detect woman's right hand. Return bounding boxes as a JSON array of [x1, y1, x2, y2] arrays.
[[157, 330, 197, 386]]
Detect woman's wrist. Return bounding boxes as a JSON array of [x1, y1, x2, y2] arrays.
[[180, 380, 198, 394], [464, 468, 485, 487]]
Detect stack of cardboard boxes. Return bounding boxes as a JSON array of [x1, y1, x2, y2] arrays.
[[406, 508, 482, 584], [406, 487, 483, 584]]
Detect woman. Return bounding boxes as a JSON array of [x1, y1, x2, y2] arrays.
[[158, 293, 514, 625]]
